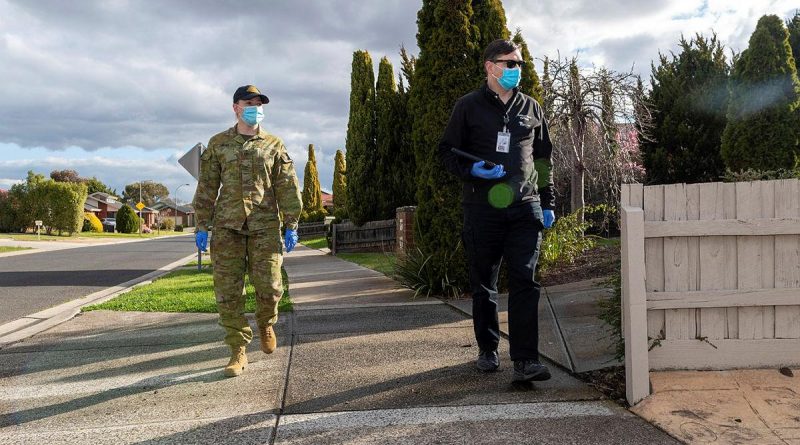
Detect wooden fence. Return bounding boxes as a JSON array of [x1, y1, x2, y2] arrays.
[[297, 221, 326, 238], [331, 219, 396, 254], [621, 179, 800, 405]]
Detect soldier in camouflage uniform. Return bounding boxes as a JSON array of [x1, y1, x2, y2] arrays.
[[193, 85, 302, 377]]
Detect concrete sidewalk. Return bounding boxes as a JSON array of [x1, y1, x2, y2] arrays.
[[0, 245, 677, 444]]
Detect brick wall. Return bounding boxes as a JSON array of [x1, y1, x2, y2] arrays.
[[395, 206, 416, 257]]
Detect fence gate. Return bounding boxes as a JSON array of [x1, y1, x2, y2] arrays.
[[620, 179, 800, 405]]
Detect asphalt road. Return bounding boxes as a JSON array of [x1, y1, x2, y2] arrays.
[[0, 235, 197, 325]]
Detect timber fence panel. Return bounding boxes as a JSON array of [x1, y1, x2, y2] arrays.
[[774, 179, 800, 339], [643, 185, 665, 342], [623, 179, 800, 377], [663, 184, 691, 340], [297, 222, 327, 238], [698, 182, 727, 340], [736, 182, 764, 340], [332, 219, 396, 254]]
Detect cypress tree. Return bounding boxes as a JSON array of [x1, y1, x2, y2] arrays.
[[721, 15, 800, 172], [411, 0, 481, 290], [472, 1, 508, 50], [302, 144, 323, 213], [375, 56, 404, 219], [345, 50, 377, 225], [642, 34, 730, 183], [396, 46, 418, 207], [332, 149, 347, 217], [787, 11, 800, 73], [512, 29, 544, 104]]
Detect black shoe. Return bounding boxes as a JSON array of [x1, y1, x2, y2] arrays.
[[476, 350, 500, 372], [513, 359, 551, 382]]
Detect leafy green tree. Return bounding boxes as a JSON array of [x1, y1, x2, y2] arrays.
[[123, 182, 169, 206], [512, 29, 544, 103], [116, 204, 139, 233], [332, 149, 347, 217], [410, 0, 482, 290], [721, 15, 800, 172], [84, 177, 114, 195], [345, 50, 377, 225], [787, 11, 800, 73], [50, 169, 82, 183], [302, 144, 324, 213], [46, 181, 87, 236], [642, 34, 730, 183]]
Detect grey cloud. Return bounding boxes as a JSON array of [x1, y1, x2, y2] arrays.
[[0, 0, 420, 151], [593, 33, 662, 77]]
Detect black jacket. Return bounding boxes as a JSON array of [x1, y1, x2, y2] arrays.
[[438, 83, 555, 210]]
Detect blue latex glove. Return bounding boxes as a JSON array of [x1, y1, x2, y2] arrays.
[[543, 210, 555, 229], [195, 230, 208, 251], [470, 161, 506, 179], [284, 229, 299, 253]]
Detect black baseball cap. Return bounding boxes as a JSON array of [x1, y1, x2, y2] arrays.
[[233, 85, 269, 104]]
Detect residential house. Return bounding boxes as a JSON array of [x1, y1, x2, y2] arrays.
[[321, 190, 334, 213], [151, 201, 195, 228], [84, 192, 122, 220]]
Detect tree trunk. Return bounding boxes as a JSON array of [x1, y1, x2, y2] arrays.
[[570, 144, 585, 223]]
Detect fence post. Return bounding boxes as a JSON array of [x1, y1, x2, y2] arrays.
[[332, 223, 337, 256], [621, 205, 649, 406]]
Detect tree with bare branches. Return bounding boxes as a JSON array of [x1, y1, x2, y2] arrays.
[[542, 56, 649, 223]]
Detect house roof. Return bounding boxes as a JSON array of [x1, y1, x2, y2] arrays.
[[89, 191, 120, 201], [150, 201, 194, 214]]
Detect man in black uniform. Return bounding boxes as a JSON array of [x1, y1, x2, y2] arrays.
[[439, 39, 556, 383]]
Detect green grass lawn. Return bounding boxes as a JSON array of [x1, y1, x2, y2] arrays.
[[336, 252, 397, 277], [300, 236, 327, 249], [0, 231, 188, 241], [84, 267, 292, 313], [0, 246, 32, 253], [185, 257, 212, 266]]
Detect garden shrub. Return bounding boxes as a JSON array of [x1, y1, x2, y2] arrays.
[[116, 205, 139, 234], [83, 212, 103, 233]]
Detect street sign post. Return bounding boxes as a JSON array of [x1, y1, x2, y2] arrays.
[[179, 143, 205, 271], [35, 220, 42, 241]]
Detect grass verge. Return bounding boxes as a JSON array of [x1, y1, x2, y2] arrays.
[[0, 246, 32, 253], [336, 252, 397, 277], [84, 267, 292, 313], [300, 236, 327, 249]]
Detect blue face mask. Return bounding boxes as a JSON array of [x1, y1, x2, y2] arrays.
[[495, 66, 521, 90], [241, 105, 264, 126]]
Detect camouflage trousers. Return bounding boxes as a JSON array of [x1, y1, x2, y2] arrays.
[[211, 227, 283, 347]]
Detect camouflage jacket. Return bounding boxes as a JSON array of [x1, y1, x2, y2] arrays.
[[193, 125, 303, 232]]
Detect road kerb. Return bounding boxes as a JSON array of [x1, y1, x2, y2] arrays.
[[0, 252, 199, 347]]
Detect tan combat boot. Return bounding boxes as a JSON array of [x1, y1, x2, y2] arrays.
[[259, 325, 277, 354], [223, 346, 248, 377]]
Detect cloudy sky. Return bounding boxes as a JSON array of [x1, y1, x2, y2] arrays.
[[0, 0, 796, 203]]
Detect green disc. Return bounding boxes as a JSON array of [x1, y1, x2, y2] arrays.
[[488, 183, 514, 209]]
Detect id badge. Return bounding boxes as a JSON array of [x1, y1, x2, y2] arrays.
[[496, 131, 510, 153]]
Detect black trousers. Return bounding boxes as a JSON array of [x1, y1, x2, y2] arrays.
[[462, 201, 544, 362]]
